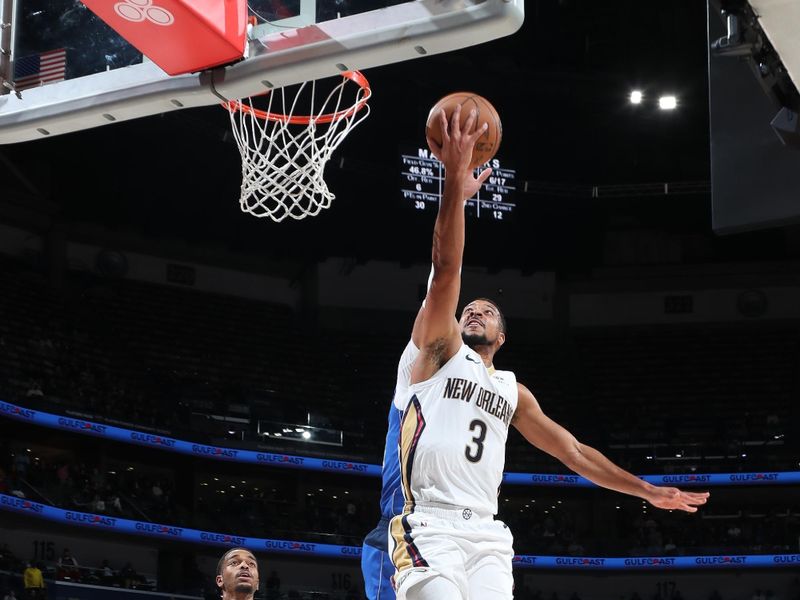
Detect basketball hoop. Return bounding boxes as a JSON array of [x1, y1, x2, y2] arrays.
[[223, 71, 371, 222]]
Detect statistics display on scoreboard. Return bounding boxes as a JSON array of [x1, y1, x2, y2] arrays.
[[400, 147, 517, 221]]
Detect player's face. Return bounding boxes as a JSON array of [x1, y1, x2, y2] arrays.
[[459, 300, 504, 347], [217, 549, 259, 597]]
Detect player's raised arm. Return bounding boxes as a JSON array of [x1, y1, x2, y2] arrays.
[[512, 383, 710, 513], [411, 106, 491, 383]]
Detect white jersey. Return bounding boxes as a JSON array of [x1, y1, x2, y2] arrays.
[[396, 339, 419, 403], [393, 343, 518, 516]]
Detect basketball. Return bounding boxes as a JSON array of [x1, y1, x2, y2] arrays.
[[425, 92, 502, 169]]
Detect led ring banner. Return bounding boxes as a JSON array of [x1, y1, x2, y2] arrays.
[[2, 494, 798, 569], [2, 399, 799, 486]]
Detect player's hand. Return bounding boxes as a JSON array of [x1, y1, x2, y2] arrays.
[[646, 487, 710, 513], [426, 105, 487, 175], [462, 166, 492, 200]]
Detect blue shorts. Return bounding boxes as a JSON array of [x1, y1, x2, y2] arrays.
[[362, 517, 396, 600]]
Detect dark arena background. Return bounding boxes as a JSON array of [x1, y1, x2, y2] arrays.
[[1, 1, 800, 599]]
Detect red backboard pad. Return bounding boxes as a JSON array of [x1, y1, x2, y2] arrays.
[[80, 0, 247, 75]]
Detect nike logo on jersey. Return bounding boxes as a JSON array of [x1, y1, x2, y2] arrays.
[[465, 355, 481, 364]]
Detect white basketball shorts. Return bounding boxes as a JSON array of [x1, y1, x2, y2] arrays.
[[389, 503, 514, 600]]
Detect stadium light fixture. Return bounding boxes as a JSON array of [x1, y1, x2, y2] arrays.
[[659, 95, 677, 110], [629, 90, 643, 104]]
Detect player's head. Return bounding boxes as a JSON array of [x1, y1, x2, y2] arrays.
[[216, 548, 259, 598], [459, 298, 506, 352]]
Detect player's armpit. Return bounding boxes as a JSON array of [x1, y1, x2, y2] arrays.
[[410, 271, 461, 382]]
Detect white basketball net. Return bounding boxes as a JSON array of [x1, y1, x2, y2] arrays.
[[226, 72, 371, 222]]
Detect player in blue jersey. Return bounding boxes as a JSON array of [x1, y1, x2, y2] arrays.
[[362, 284, 430, 599], [361, 403, 404, 600]]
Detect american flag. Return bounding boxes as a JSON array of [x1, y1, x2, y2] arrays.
[[13, 48, 67, 91]]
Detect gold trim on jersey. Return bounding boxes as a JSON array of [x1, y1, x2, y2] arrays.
[[389, 514, 412, 571], [390, 395, 429, 571], [399, 397, 423, 504]]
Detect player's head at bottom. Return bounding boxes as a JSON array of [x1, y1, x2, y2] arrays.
[[216, 547, 259, 598]]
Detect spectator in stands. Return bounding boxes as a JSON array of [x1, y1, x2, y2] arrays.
[[120, 563, 138, 589], [100, 559, 115, 585], [12, 451, 29, 481], [0, 544, 16, 570], [22, 562, 45, 600], [91, 494, 106, 513], [58, 548, 78, 568], [57, 548, 79, 578], [107, 492, 122, 514], [25, 380, 43, 399], [215, 548, 259, 600]]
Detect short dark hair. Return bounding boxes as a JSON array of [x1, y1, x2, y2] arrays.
[[468, 297, 506, 334], [216, 548, 254, 578]]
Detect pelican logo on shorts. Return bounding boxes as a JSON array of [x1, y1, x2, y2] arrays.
[[462, 508, 472, 520], [114, 0, 175, 26]]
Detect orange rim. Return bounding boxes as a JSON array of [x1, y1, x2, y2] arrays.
[[222, 71, 371, 124]]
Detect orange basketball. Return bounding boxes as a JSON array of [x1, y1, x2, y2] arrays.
[[425, 92, 502, 169]]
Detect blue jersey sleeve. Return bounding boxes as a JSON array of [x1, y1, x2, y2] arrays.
[[378, 405, 404, 518]]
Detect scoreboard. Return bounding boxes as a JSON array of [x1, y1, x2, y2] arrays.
[[400, 147, 517, 221]]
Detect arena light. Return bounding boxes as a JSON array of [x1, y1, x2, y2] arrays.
[[629, 90, 643, 104], [302, 431, 311, 439], [659, 95, 677, 110]]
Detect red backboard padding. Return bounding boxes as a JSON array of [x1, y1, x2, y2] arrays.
[[80, 0, 247, 76]]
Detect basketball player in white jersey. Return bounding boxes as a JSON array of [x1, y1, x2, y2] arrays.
[[389, 105, 710, 600]]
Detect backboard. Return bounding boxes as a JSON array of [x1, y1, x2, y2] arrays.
[[0, 0, 524, 144]]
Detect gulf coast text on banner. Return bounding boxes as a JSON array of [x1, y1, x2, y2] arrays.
[[2, 492, 799, 570], [3, 399, 799, 485], [0, 399, 378, 477]]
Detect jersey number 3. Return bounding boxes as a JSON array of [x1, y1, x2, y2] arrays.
[[465, 419, 487, 463]]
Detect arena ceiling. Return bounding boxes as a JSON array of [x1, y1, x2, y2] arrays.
[[2, 1, 778, 271]]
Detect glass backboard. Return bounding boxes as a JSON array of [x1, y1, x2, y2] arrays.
[[0, 0, 524, 143]]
